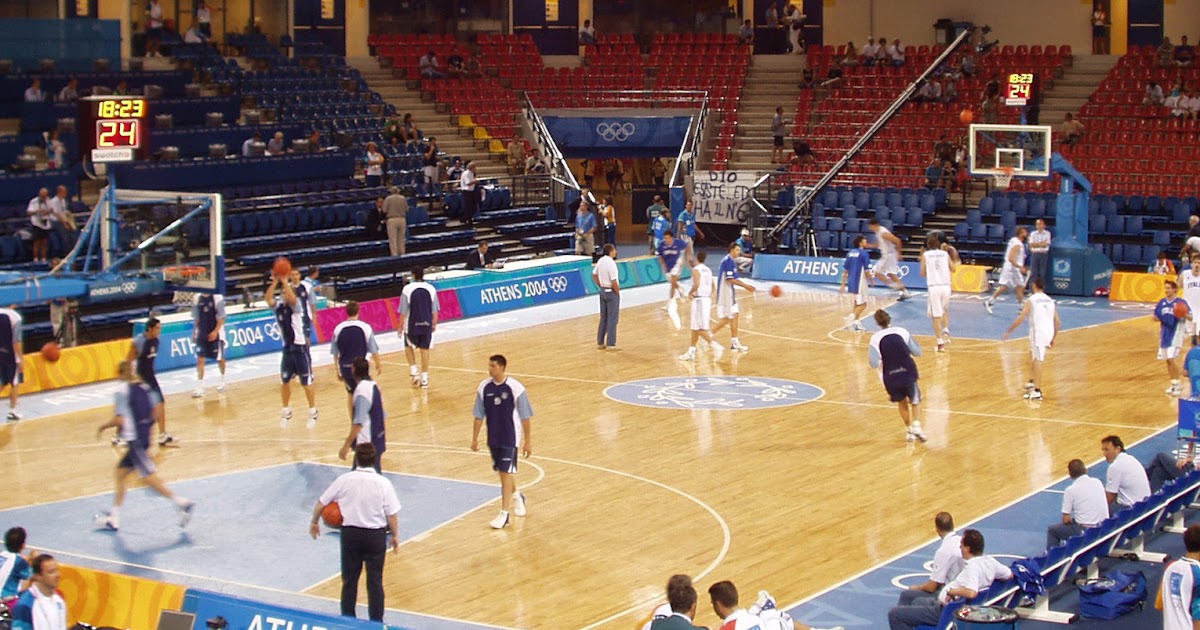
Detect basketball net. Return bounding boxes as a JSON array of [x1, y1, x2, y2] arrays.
[[994, 166, 1015, 190]]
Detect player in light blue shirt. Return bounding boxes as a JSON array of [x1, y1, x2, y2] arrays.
[[1156, 279, 1191, 396], [657, 232, 686, 323], [839, 235, 872, 332], [650, 207, 671, 251], [675, 199, 705, 265], [0, 527, 31, 599]]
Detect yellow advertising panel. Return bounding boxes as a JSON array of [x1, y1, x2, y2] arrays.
[[20, 339, 129, 394], [1110, 271, 1170, 303], [950, 265, 989, 293], [59, 564, 185, 628]]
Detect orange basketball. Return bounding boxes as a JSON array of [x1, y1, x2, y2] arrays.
[[770, 285, 783, 298], [960, 109, 974, 125], [40, 341, 61, 362], [321, 502, 343, 528], [273, 256, 292, 278], [1175, 301, 1190, 320]]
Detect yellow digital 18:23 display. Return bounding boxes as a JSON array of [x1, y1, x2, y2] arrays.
[[96, 98, 146, 119]]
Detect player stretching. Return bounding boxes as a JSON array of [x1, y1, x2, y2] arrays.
[[268, 269, 317, 427], [127, 318, 174, 446], [868, 309, 926, 442], [920, 233, 958, 351], [191, 292, 226, 397], [867, 218, 910, 301], [399, 267, 438, 389], [657, 231, 685, 329], [1002, 278, 1060, 400], [1179, 254, 1200, 346], [680, 250, 724, 361], [839, 236, 871, 332], [471, 354, 534, 529], [95, 360, 194, 531], [712, 243, 756, 352], [0, 305, 22, 420], [1156, 279, 1191, 396], [985, 226, 1028, 314], [332, 300, 382, 416]]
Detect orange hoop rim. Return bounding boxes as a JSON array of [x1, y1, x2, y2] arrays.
[[162, 265, 207, 279]]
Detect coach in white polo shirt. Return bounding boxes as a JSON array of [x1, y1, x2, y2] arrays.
[[1027, 219, 1051, 290], [310, 443, 400, 621], [1047, 459, 1108, 548], [593, 243, 621, 350], [1101, 435, 1151, 512], [896, 512, 966, 606]]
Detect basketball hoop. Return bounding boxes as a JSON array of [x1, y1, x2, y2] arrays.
[[993, 167, 1015, 190], [162, 265, 207, 284]]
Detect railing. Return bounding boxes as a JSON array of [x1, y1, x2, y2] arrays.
[[520, 91, 579, 193]]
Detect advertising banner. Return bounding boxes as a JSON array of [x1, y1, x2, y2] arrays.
[[1110, 271, 1169, 303], [182, 589, 377, 630], [751, 254, 989, 293], [456, 269, 588, 317], [19, 338, 128, 394], [540, 115, 693, 157], [59, 565, 185, 629], [141, 308, 285, 372]]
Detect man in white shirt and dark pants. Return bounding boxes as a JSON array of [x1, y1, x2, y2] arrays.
[[1046, 459, 1107, 548], [887, 529, 1013, 630], [1027, 219, 1051, 291], [1101, 435, 1151, 513], [310, 443, 400, 622], [593, 243, 620, 350], [460, 161, 479, 225], [897, 512, 966, 606]]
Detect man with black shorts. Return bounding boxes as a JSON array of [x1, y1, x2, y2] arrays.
[[94, 360, 194, 531], [332, 301, 381, 414], [128, 318, 174, 446], [399, 267, 438, 389], [771, 106, 787, 164], [868, 309, 926, 443], [191, 292, 226, 398], [471, 354, 534, 529], [268, 270, 317, 428], [0, 305, 23, 420]]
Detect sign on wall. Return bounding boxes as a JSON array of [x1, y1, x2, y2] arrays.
[[692, 170, 759, 226]]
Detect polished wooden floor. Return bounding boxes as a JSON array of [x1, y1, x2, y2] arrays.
[[0, 289, 1176, 629]]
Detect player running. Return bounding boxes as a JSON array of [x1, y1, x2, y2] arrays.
[[657, 231, 685, 329], [1179, 253, 1200, 346], [985, 226, 1029, 314], [920, 233, 958, 351], [839, 235, 871, 332], [866, 218, 910, 301], [868, 309, 926, 443], [1002, 278, 1060, 401], [127, 318, 174, 446], [1156, 279, 1191, 397]]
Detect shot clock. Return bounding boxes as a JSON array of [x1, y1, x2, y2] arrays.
[[1004, 72, 1037, 107], [79, 96, 150, 163]]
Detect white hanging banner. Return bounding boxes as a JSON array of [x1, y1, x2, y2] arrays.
[[692, 170, 758, 225]]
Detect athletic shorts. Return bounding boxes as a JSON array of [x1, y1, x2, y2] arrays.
[[1030, 344, 1049, 362], [884, 378, 921, 404], [195, 335, 225, 362], [280, 345, 314, 385], [118, 442, 157, 477], [691, 296, 711, 331], [1000, 265, 1027, 288], [717, 302, 740, 320], [1160, 344, 1184, 360], [927, 285, 951, 318], [490, 446, 518, 473], [140, 373, 163, 402], [1187, 319, 1198, 338], [339, 365, 356, 394], [405, 331, 432, 350], [773, 136, 785, 147], [850, 287, 867, 306], [667, 259, 682, 278], [875, 255, 899, 277], [0, 361, 21, 388]]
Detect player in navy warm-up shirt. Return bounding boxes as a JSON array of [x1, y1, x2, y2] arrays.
[[472, 354, 534, 529], [339, 358, 388, 473], [268, 268, 318, 427], [191, 292, 226, 397], [400, 267, 439, 389], [331, 300, 381, 415], [0, 306, 23, 420], [1156, 279, 1192, 396], [657, 231, 686, 326], [839, 235, 872, 332], [868, 309, 926, 443], [128, 318, 174, 446]]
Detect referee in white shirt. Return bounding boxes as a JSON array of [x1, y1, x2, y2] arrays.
[[593, 243, 621, 350], [309, 443, 400, 621]]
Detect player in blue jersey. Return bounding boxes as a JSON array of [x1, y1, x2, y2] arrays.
[[190, 292, 226, 398], [127, 318, 174, 446], [839, 235, 872, 332], [94, 360, 195, 531], [0, 306, 23, 420], [471, 354, 534, 529], [675, 199, 705, 266], [332, 300, 382, 415], [651, 206, 672, 251], [0, 527, 32, 600], [658, 231, 686, 328], [400, 267, 439, 389], [268, 268, 318, 427], [1156, 279, 1191, 396], [711, 242, 756, 352], [338, 358, 387, 473], [868, 309, 926, 442]]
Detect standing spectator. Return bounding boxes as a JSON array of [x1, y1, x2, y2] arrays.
[[841, 41, 859, 67], [593, 244, 620, 349], [896, 513, 965, 606], [1145, 80, 1165, 106], [470, 354, 534, 529], [309, 443, 400, 621], [460, 161, 479, 225], [26, 188, 52, 263], [422, 137, 439, 185], [1157, 37, 1176, 68], [56, 78, 78, 103], [575, 201, 597, 256], [764, 2, 779, 27], [195, 1, 213, 39], [1059, 113, 1084, 147], [861, 37, 880, 66], [783, 3, 804, 54], [651, 157, 667, 185], [737, 20, 754, 46], [771, 106, 787, 163], [44, 130, 65, 170], [1046, 459, 1107, 548], [506, 138, 524, 175], [1101, 435, 1152, 511], [1091, 3, 1109, 54], [598, 197, 616, 247], [579, 19, 597, 46], [1027, 218, 1052, 289], [11, 555, 66, 630], [363, 143, 383, 188], [337, 359, 386, 472], [579, 158, 593, 188], [1157, 524, 1200, 628], [267, 131, 286, 156], [1177, 36, 1195, 67], [23, 79, 43, 103], [145, 0, 165, 58], [646, 195, 666, 254], [382, 187, 408, 257], [419, 50, 445, 79]]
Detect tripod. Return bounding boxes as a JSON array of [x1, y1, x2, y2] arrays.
[[795, 216, 820, 257]]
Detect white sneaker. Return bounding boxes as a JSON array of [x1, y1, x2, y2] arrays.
[[942, 328, 951, 342], [753, 590, 776, 613], [280, 408, 292, 427], [843, 314, 854, 329], [851, 322, 865, 332], [1024, 389, 1044, 401], [732, 341, 750, 353], [178, 500, 196, 527], [936, 342, 946, 352], [984, 298, 995, 314], [95, 513, 119, 530], [513, 493, 527, 517], [910, 422, 928, 442], [1167, 383, 1184, 396], [306, 409, 318, 429], [111, 436, 126, 447], [710, 341, 724, 360], [489, 510, 510, 529], [420, 377, 429, 389], [191, 386, 204, 398], [217, 382, 226, 393], [906, 429, 916, 442], [1025, 381, 1036, 391], [679, 349, 696, 361], [6, 410, 20, 420], [158, 433, 177, 447]]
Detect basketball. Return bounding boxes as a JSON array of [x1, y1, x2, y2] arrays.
[[272, 256, 292, 278], [1175, 301, 1190, 320], [321, 502, 342, 528], [770, 285, 783, 298], [40, 341, 61, 362], [959, 109, 974, 125]]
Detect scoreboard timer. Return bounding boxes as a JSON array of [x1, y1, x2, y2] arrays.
[[1004, 72, 1036, 107], [79, 96, 150, 163]]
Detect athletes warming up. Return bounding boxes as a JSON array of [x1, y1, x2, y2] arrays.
[[868, 309, 926, 442], [712, 242, 755, 352], [191, 292, 226, 397], [920, 233, 958, 352], [1156, 279, 1191, 397], [867, 218, 910, 301], [471, 354, 534, 529], [680, 250, 723, 361], [128, 318, 174, 446], [1002, 278, 1060, 401], [399, 267, 439, 389], [331, 300, 382, 415], [658, 231, 685, 329], [839, 236, 871, 332], [1180, 253, 1200, 346], [268, 269, 317, 427], [985, 226, 1028, 314]]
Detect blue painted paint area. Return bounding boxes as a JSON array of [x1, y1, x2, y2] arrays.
[[785, 429, 1182, 629], [604, 376, 824, 410], [0, 463, 497, 593]]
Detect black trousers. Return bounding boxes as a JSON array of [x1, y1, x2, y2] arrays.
[[340, 525, 388, 620]]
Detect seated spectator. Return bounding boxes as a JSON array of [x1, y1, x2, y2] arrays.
[[386, 134, 404, 156], [446, 157, 464, 182], [506, 137, 525, 175], [56, 78, 78, 103], [1102, 434, 1151, 512], [791, 138, 815, 166], [12, 554, 67, 630], [960, 54, 976, 78], [0, 527, 32, 600], [383, 114, 402, 142], [1168, 88, 1193, 120], [924, 158, 953, 191], [941, 79, 958, 104], [366, 197, 384, 239], [1046, 459, 1107, 548], [1155, 250, 1177, 275], [1157, 37, 1176, 68], [887, 38, 905, 66], [419, 50, 445, 79], [465, 241, 496, 270], [1177, 35, 1195, 67], [738, 20, 754, 46], [1190, 89, 1200, 120], [525, 149, 547, 174], [184, 21, 205, 43], [861, 37, 880, 65], [579, 19, 597, 46], [446, 53, 464, 79], [464, 56, 483, 79], [1145, 80, 1165, 106], [841, 41, 859, 67], [113, 80, 130, 96], [266, 131, 286, 155], [798, 66, 816, 89], [401, 113, 421, 144], [934, 136, 954, 163], [898, 513, 965, 607], [875, 38, 891, 64], [916, 79, 942, 103], [1146, 444, 1195, 493], [23, 79, 44, 103], [306, 130, 323, 153], [1059, 113, 1084, 147], [887, 530, 1013, 630], [242, 132, 262, 156]]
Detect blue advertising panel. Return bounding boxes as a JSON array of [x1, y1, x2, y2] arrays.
[[455, 270, 588, 317], [541, 116, 693, 158], [751, 254, 931, 289], [182, 589, 379, 630], [133, 308, 288, 372]]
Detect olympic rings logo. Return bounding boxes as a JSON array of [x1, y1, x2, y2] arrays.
[[121, 282, 138, 293], [548, 276, 569, 292], [596, 121, 636, 142]]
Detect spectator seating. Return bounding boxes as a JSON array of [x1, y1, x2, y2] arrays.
[[0, 70, 192, 117]]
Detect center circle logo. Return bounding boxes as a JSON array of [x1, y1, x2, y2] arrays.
[[596, 121, 635, 142], [604, 376, 824, 410]]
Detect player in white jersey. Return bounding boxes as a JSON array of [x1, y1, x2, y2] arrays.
[[1002, 277, 1060, 401], [1180, 254, 1200, 345], [867, 218, 910, 300], [920, 233, 958, 352], [1156, 523, 1200, 630], [680, 251, 724, 361], [985, 226, 1028, 314]]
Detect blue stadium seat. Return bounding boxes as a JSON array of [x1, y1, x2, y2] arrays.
[[812, 204, 826, 219], [1123, 245, 1143, 266], [820, 190, 838, 207], [1011, 198, 1028, 217], [817, 231, 836, 250], [985, 224, 1005, 242], [853, 192, 870, 209], [1125, 216, 1144, 235], [869, 192, 886, 210], [838, 191, 855, 208], [851, 218, 869, 233], [1027, 199, 1047, 219], [814, 217, 829, 231], [874, 207, 890, 223], [1146, 196, 1163, 215], [906, 208, 924, 228], [1153, 231, 1171, 247], [1000, 211, 1016, 230], [1101, 199, 1119, 217], [1089, 214, 1107, 234], [993, 197, 1011, 215], [1107, 216, 1126, 235], [1127, 195, 1145, 213], [1110, 244, 1126, 264], [953, 223, 969, 242], [966, 210, 982, 225], [1109, 194, 1127, 211], [978, 197, 995, 215], [826, 217, 844, 232], [919, 195, 935, 215], [840, 232, 855, 251], [1142, 247, 1159, 267], [886, 192, 903, 209], [968, 223, 988, 243], [880, 219, 894, 232], [841, 206, 858, 221]]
